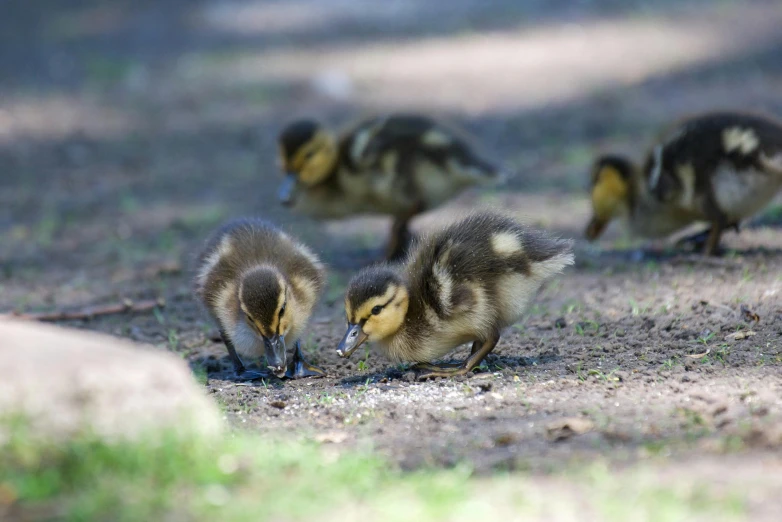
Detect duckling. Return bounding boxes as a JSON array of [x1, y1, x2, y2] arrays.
[[194, 218, 326, 380], [586, 112, 782, 255], [335, 211, 573, 380], [277, 114, 506, 260]]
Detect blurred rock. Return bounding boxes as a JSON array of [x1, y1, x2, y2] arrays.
[[0, 318, 222, 442]]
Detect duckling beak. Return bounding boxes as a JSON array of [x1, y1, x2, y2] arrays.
[[277, 174, 298, 207], [585, 217, 607, 241], [336, 323, 368, 358], [263, 334, 287, 378]]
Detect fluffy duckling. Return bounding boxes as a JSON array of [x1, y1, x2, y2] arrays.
[[277, 114, 506, 260], [335, 212, 573, 380], [586, 112, 782, 255], [195, 218, 326, 380]]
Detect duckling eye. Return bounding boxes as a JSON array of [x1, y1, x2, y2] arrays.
[[371, 305, 383, 315], [304, 150, 316, 160], [279, 304, 286, 317]]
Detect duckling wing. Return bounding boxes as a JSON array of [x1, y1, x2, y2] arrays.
[[645, 113, 782, 215], [409, 213, 573, 326], [345, 115, 502, 181]]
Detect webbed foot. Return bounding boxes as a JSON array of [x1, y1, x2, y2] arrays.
[[415, 366, 471, 381], [285, 341, 326, 379], [234, 369, 269, 381]]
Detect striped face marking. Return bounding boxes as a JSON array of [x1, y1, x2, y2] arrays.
[[290, 131, 337, 186], [345, 284, 409, 341]]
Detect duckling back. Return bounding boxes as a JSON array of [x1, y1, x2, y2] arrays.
[[646, 112, 782, 222], [396, 212, 573, 362], [194, 218, 324, 318]]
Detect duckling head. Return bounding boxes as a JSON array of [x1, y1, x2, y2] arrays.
[[337, 266, 409, 358], [585, 155, 634, 240], [277, 119, 338, 206], [238, 266, 292, 377]]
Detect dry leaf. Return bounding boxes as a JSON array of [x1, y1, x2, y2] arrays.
[[546, 417, 594, 441], [685, 348, 710, 359], [727, 330, 756, 340], [740, 304, 760, 323]]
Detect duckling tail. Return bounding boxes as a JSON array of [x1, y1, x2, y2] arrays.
[[527, 236, 575, 280]]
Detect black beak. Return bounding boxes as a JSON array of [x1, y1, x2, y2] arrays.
[[263, 334, 286, 377], [277, 174, 298, 207], [585, 216, 608, 241], [336, 323, 368, 359]]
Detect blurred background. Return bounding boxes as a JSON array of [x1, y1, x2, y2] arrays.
[[2, 0, 782, 312], [3, 3, 782, 519]]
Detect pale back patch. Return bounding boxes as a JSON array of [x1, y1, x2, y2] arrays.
[[421, 129, 452, 147], [350, 129, 373, 164], [432, 261, 453, 315], [490, 232, 523, 256], [648, 144, 664, 190], [675, 163, 697, 208], [722, 127, 760, 155]]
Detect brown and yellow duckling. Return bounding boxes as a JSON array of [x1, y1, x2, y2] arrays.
[[335, 211, 573, 380], [586, 112, 782, 255], [277, 114, 506, 260], [195, 218, 326, 380]]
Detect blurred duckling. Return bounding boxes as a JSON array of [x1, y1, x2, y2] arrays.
[[277, 114, 506, 260], [586, 112, 782, 255], [335, 211, 573, 380], [195, 218, 326, 380]]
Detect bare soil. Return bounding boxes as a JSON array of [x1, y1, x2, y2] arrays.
[[3, 0, 782, 518]]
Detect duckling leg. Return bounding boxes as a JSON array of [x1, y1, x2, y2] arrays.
[[415, 332, 500, 381], [386, 217, 413, 260], [386, 203, 422, 260], [703, 219, 725, 256], [285, 340, 326, 379], [677, 222, 739, 250], [221, 329, 268, 381]]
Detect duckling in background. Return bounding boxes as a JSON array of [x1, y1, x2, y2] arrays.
[[277, 114, 507, 260], [586, 112, 782, 255], [336, 212, 573, 380], [195, 218, 326, 380]]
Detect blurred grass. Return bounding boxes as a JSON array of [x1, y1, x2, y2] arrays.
[[0, 418, 748, 522]]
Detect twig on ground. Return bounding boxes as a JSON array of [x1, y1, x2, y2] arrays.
[[3, 298, 165, 322]]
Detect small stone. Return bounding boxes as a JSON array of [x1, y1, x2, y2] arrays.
[[546, 417, 594, 441], [554, 317, 567, 329], [269, 401, 286, 409]]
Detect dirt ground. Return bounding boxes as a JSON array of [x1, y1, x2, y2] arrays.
[[3, 0, 782, 518]]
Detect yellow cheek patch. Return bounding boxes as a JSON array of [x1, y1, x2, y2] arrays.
[[592, 166, 628, 218], [291, 131, 337, 186]]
